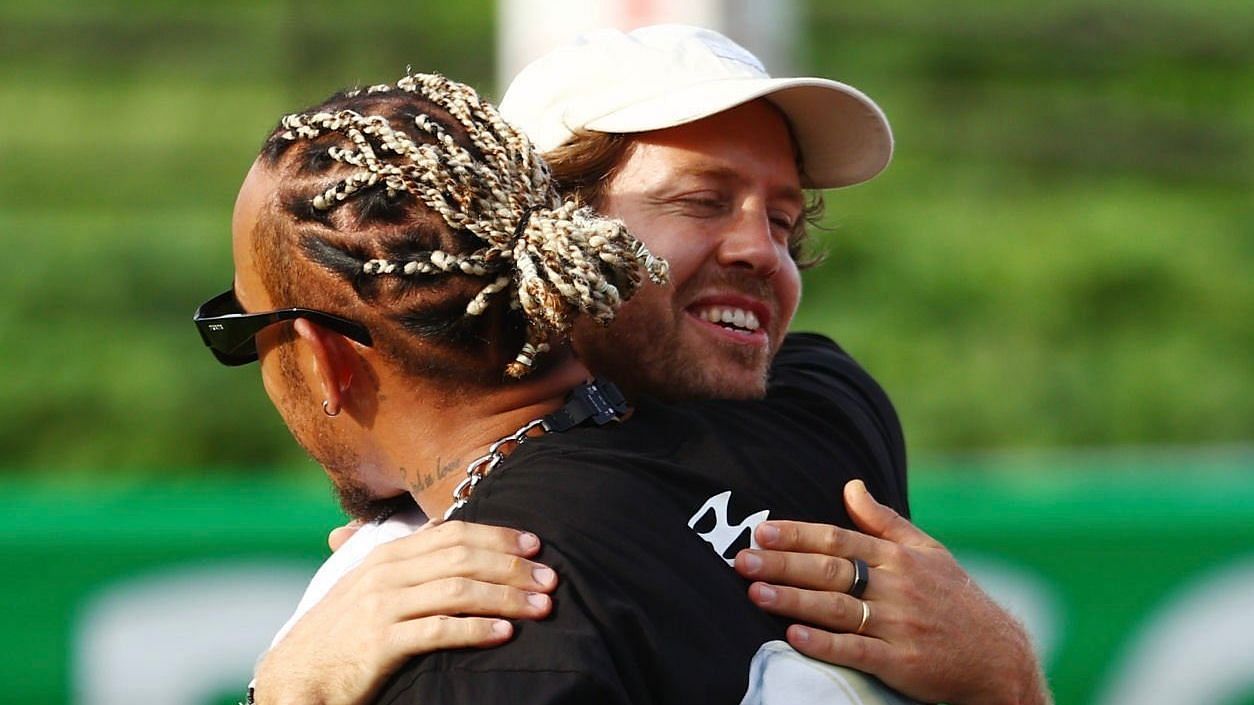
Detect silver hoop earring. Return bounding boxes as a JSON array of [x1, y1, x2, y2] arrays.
[[322, 400, 340, 417]]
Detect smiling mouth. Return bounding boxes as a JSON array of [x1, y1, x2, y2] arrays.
[[688, 304, 762, 335]]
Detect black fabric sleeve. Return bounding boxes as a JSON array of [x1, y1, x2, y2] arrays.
[[372, 477, 637, 705], [377, 665, 629, 705], [373, 561, 633, 705], [768, 332, 911, 518]]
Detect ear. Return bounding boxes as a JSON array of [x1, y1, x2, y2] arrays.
[[292, 318, 358, 416]]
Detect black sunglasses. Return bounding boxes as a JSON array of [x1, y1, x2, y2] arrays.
[[194, 289, 373, 366]]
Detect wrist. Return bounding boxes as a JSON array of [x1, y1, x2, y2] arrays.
[[1018, 665, 1053, 705], [250, 673, 322, 705], [1002, 649, 1052, 705], [965, 620, 1051, 705]]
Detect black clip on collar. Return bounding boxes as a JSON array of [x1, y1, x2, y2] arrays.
[[542, 378, 628, 433]]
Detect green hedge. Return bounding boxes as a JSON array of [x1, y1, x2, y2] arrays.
[[0, 1, 1250, 472]]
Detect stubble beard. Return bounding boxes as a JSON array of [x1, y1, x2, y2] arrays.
[[286, 412, 412, 522], [270, 346, 414, 523], [574, 292, 771, 403], [331, 474, 417, 523]]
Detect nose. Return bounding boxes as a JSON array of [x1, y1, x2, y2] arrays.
[[715, 207, 782, 278]]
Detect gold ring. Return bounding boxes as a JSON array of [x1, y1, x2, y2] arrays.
[[855, 600, 871, 635]]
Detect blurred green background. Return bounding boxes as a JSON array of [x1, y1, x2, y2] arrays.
[[1, 1, 1252, 704], [1, 0, 1249, 472]]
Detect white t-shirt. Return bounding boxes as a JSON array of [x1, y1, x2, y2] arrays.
[[251, 507, 426, 683]]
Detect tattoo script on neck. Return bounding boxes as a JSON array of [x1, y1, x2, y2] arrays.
[[410, 455, 464, 494]]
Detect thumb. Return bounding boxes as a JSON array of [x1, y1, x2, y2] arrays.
[[844, 479, 933, 547], [328, 520, 365, 552]]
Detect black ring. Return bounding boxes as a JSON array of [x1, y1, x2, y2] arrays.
[[849, 558, 869, 598]]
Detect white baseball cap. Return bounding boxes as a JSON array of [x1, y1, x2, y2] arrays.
[[499, 24, 894, 189]]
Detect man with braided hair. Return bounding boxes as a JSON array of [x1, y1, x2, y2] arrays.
[[205, 71, 929, 705], [209, 74, 667, 516]]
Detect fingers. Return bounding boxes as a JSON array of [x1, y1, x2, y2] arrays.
[[391, 577, 554, 622], [786, 625, 891, 675], [404, 545, 558, 592], [747, 582, 882, 634], [737, 548, 900, 599], [353, 543, 558, 599], [735, 548, 857, 593], [843, 480, 938, 548], [328, 520, 364, 552], [387, 616, 515, 658], [371, 520, 543, 564], [755, 518, 888, 566]]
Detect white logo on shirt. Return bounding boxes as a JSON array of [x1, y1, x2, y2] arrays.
[[688, 491, 770, 566]]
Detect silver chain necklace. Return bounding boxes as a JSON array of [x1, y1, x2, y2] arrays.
[[442, 378, 629, 520], [444, 417, 547, 519]]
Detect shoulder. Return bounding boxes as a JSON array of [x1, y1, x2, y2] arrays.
[[769, 332, 881, 402], [381, 476, 660, 705], [765, 332, 911, 516]]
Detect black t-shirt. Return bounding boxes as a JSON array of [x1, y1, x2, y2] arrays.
[[374, 333, 914, 705]]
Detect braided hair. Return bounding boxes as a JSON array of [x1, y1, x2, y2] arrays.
[[258, 74, 668, 379]]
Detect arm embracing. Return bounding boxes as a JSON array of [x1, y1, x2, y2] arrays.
[[737, 481, 1051, 705], [252, 521, 557, 705]]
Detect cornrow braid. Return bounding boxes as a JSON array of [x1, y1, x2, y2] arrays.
[[273, 72, 668, 377]]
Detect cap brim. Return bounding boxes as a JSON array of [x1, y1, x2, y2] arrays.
[[582, 77, 893, 189]]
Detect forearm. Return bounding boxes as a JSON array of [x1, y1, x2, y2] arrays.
[[959, 609, 1051, 705], [998, 626, 1052, 705]]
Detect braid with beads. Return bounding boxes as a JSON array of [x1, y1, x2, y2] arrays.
[[267, 73, 667, 377]]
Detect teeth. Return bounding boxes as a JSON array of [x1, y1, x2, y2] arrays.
[[694, 306, 761, 332]]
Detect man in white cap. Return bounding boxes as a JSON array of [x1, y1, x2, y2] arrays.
[[494, 24, 1049, 705], [254, 25, 1049, 705], [501, 23, 892, 404]]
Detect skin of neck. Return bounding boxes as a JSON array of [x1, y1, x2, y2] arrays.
[[359, 354, 593, 518]]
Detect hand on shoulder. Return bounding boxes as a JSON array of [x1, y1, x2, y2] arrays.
[[736, 481, 1052, 705], [253, 520, 558, 705]]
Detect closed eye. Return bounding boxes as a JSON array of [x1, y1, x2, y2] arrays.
[[678, 197, 728, 216], [769, 206, 801, 234]]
